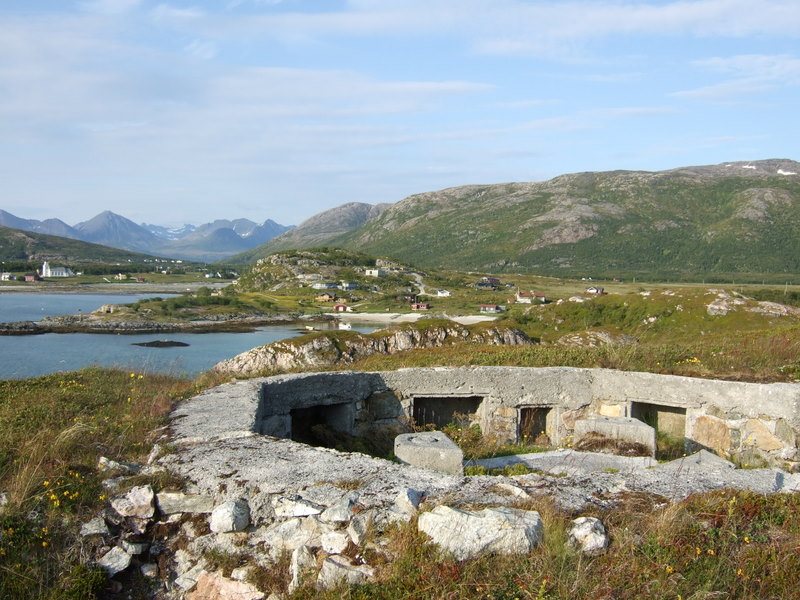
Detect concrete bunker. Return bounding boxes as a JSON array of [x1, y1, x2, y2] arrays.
[[240, 367, 800, 470], [290, 402, 354, 446]]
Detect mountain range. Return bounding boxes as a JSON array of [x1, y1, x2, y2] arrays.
[[0, 210, 293, 262], [231, 159, 800, 280]]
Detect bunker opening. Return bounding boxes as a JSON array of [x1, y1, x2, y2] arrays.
[[412, 395, 484, 429], [290, 402, 354, 447], [631, 401, 687, 459], [519, 406, 552, 445]]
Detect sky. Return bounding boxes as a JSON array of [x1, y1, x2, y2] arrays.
[[1, 0, 798, 227]]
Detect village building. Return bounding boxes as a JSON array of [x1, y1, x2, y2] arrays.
[[311, 282, 338, 290], [480, 304, 504, 313], [365, 268, 386, 277], [411, 302, 431, 311], [315, 293, 335, 302], [40, 261, 75, 278], [436, 289, 452, 297], [333, 304, 354, 313]]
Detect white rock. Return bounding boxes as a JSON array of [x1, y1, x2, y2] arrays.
[[146, 444, 162, 465], [568, 517, 609, 555], [80, 517, 110, 537], [210, 499, 250, 533], [317, 555, 374, 589], [187, 570, 265, 600], [274, 496, 323, 518], [140, 563, 158, 578], [250, 517, 334, 557], [121, 539, 149, 555], [175, 561, 207, 591], [418, 505, 543, 560], [230, 567, 251, 582], [347, 513, 373, 546], [319, 494, 356, 523], [289, 545, 317, 592], [321, 531, 350, 555], [111, 485, 155, 520], [393, 488, 423, 515], [97, 546, 132, 576], [98, 456, 140, 475], [157, 491, 215, 515]]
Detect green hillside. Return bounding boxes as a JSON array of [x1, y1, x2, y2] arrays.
[[0, 225, 169, 264], [333, 160, 800, 280]]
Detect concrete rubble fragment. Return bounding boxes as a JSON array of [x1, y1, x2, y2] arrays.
[[394, 431, 464, 475], [418, 505, 543, 560]]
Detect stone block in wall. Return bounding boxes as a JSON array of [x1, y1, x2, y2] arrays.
[[598, 404, 624, 418], [743, 419, 783, 452], [495, 406, 517, 419], [560, 406, 590, 430], [692, 415, 731, 454], [775, 418, 797, 447]]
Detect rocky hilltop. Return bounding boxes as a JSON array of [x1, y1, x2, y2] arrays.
[[235, 159, 800, 279], [214, 322, 532, 376]]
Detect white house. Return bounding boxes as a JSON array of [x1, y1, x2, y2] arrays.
[[41, 261, 75, 278], [437, 289, 452, 297], [365, 268, 386, 277]]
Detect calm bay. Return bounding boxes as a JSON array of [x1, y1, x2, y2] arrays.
[[0, 293, 375, 379]]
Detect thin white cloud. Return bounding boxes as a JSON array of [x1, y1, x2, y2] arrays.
[[150, 4, 206, 24], [673, 54, 800, 100], [184, 39, 217, 60]]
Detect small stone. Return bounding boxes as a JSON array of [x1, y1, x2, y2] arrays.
[[121, 538, 149, 555], [97, 546, 132, 576], [140, 563, 158, 578], [186, 570, 265, 600], [321, 531, 350, 555], [347, 513, 372, 546], [147, 444, 162, 465], [274, 496, 323, 518], [80, 517, 110, 537], [98, 456, 141, 475], [289, 545, 317, 592], [319, 493, 357, 523], [230, 567, 251, 581], [111, 485, 155, 520], [393, 488, 423, 515], [157, 491, 215, 515], [317, 555, 374, 589], [568, 517, 609, 555], [210, 499, 250, 533]]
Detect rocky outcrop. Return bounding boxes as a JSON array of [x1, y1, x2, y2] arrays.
[[0, 313, 300, 335], [213, 323, 533, 376]]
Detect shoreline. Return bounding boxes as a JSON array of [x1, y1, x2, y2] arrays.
[[0, 281, 230, 294]]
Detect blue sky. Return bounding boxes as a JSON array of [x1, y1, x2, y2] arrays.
[[1, 0, 798, 227]]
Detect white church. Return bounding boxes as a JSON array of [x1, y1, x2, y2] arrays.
[[41, 261, 75, 278]]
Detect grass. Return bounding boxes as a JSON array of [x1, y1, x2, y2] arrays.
[[284, 490, 800, 600], [0, 367, 196, 599]]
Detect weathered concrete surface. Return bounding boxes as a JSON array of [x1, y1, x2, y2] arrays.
[[574, 416, 656, 457], [394, 431, 464, 475]]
